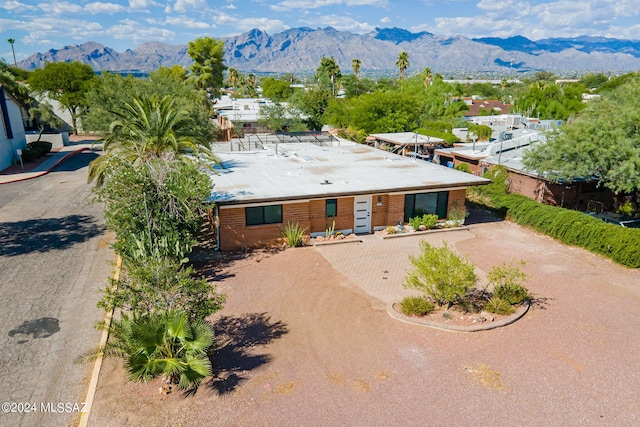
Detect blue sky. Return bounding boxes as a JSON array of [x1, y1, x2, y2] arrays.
[[2, 0, 640, 62]]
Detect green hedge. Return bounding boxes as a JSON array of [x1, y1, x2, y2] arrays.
[[415, 128, 459, 145], [470, 167, 640, 268]]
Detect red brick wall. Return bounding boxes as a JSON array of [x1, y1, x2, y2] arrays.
[[447, 189, 467, 215]]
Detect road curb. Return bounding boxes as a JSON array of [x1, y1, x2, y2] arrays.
[[78, 255, 120, 427], [0, 147, 88, 185]]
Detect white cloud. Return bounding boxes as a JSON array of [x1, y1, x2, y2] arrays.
[[0, 17, 26, 32], [270, 0, 386, 12], [168, 0, 208, 13], [380, 16, 391, 24], [109, 18, 175, 43], [316, 14, 374, 33], [85, 2, 126, 14], [165, 15, 211, 29], [0, 0, 37, 12], [23, 17, 106, 45], [38, 1, 83, 15], [224, 3, 236, 9], [128, 0, 158, 9]]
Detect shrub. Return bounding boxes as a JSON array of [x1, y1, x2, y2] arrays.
[[20, 149, 40, 162], [29, 141, 53, 154], [421, 214, 439, 229], [485, 296, 515, 315], [408, 216, 422, 230], [386, 225, 397, 235], [280, 221, 307, 247], [488, 260, 531, 304], [404, 241, 478, 307], [494, 283, 531, 305], [400, 296, 434, 316], [454, 162, 472, 173]]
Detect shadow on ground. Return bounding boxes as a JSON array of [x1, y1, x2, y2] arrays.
[[0, 214, 104, 256], [207, 312, 289, 395], [52, 151, 99, 172]]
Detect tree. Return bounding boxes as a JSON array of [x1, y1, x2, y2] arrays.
[[7, 38, 16, 67], [187, 36, 227, 97], [290, 86, 332, 130], [421, 67, 432, 88], [28, 102, 64, 142], [227, 68, 239, 93], [396, 51, 410, 79], [316, 56, 341, 96], [523, 77, 640, 195], [88, 94, 217, 186], [261, 77, 292, 101], [404, 241, 477, 307], [352, 58, 361, 94], [82, 311, 214, 389], [27, 61, 96, 134]]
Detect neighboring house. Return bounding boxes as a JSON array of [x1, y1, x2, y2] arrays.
[[460, 97, 512, 116], [480, 148, 614, 211], [207, 142, 490, 250], [0, 85, 28, 172], [368, 132, 445, 160], [214, 97, 278, 140]]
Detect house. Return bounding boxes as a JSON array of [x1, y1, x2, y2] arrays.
[[367, 132, 445, 160], [0, 85, 28, 172], [214, 97, 293, 140], [460, 97, 512, 116], [207, 142, 490, 251]]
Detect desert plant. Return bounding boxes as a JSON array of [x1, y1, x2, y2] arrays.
[[448, 202, 468, 222], [421, 214, 439, 229], [404, 241, 478, 307], [385, 225, 397, 235], [280, 221, 307, 247], [325, 219, 336, 239], [400, 296, 434, 316], [488, 260, 531, 304], [80, 311, 213, 389], [408, 216, 422, 230], [484, 296, 515, 315]]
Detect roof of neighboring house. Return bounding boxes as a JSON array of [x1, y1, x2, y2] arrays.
[[208, 143, 490, 205], [368, 132, 445, 145], [463, 99, 512, 116], [435, 128, 546, 161]]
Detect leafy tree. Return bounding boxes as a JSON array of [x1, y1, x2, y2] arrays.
[[259, 102, 305, 132], [27, 61, 96, 134], [580, 73, 608, 89], [396, 51, 410, 79], [261, 77, 293, 101], [88, 94, 217, 186], [404, 241, 478, 307], [83, 311, 214, 389], [523, 77, 640, 195], [187, 36, 227, 97], [28, 102, 64, 142], [513, 81, 585, 120], [467, 123, 492, 141], [290, 85, 332, 130], [152, 65, 188, 82]]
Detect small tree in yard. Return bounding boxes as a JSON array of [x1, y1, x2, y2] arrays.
[[404, 241, 478, 307]]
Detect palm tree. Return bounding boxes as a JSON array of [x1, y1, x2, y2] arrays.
[[352, 58, 361, 94], [396, 51, 410, 79], [88, 94, 217, 186], [80, 311, 214, 389], [227, 68, 239, 93], [421, 67, 433, 88], [7, 38, 16, 67]]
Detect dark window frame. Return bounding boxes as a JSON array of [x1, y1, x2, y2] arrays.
[[326, 198, 337, 218], [403, 191, 449, 222], [245, 204, 283, 226]]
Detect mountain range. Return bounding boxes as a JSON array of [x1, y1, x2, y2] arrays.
[[18, 27, 640, 75]]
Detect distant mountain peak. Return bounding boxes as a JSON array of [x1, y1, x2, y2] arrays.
[[372, 27, 432, 44]]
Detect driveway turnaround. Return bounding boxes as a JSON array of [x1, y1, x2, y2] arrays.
[[88, 210, 640, 426], [0, 151, 112, 427]]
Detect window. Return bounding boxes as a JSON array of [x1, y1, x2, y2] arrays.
[[245, 205, 282, 226], [404, 192, 449, 222], [326, 199, 337, 218]]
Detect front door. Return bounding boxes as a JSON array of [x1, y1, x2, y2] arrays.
[[353, 195, 372, 234]]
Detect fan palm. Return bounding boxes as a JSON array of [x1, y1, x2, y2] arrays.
[[80, 311, 214, 389], [396, 51, 410, 79], [88, 94, 218, 186], [352, 58, 361, 94]]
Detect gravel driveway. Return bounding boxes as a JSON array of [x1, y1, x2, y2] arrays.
[[89, 210, 640, 426]]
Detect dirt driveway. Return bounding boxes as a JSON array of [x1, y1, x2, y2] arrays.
[[89, 211, 640, 426]]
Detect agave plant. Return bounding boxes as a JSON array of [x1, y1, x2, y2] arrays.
[[81, 311, 214, 389]]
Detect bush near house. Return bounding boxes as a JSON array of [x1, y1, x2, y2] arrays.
[[469, 166, 640, 268]]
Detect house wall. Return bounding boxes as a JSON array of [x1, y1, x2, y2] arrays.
[[216, 189, 468, 251], [0, 91, 27, 172], [447, 189, 467, 213], [507, 171, 614, 210]]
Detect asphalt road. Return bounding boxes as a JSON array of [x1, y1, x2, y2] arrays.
[[0, 151, 113, 427]]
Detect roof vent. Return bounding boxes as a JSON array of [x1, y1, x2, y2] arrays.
[[320, 179, 332, 185]]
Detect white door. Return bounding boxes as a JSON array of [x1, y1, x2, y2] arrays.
[[353, 195, 372, 234]]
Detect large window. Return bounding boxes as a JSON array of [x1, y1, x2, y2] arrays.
[[404, 192, 449, 222], [326, 199, 337, 218], [245, 205, 282, 226]]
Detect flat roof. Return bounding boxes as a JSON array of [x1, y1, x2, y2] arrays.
[[369, 132, 444, 145], [208, 143, 490, 205]]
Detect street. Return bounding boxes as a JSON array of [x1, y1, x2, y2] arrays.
[[0, 151, 113, 427]]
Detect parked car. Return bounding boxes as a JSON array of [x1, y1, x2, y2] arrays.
[[585, 212, 640, 228]]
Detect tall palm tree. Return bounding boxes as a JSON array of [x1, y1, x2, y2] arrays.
[[352, 58, 361, 94], [227, 68, 239, 93], [88, 94, 217, 186], [7, 38, 16, 67], [421, 67, 433, 88], [396, 51, 410, 79]]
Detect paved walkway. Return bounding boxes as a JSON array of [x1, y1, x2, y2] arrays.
[[314, 228, 477, 305], [0, 141, 97, 184]]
